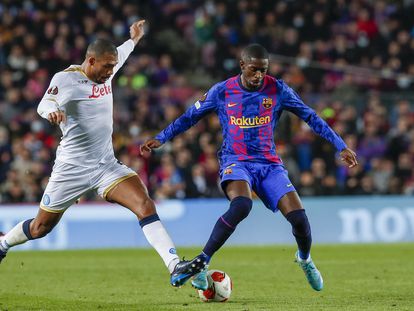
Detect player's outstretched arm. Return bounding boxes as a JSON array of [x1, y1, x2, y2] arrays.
[[112, 19, 146, 77], [140, 139, 162, 155], [130, 20, 146, 45], [339, 147, 358, 168]]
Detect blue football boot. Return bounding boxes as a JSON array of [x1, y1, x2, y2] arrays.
[[191, 266, 209, 290], [295, 251, 324, 291], [170, 255, 208, 287]]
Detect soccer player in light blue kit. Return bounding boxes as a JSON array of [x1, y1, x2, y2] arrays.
[[141, 44, 358, 291]]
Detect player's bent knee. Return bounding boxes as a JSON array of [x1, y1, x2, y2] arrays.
[[238, 203, 252, 220], [30, 223, 54, 239], [223, 196, 253, 227], [129, 196, 156, 219], [141, 197, 156, 216], [232, 196, 253, 218], [286, 209, 311, 237]]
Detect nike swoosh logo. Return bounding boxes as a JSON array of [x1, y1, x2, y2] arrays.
[[286, 183, 293, 187], [227, 102, 239, 107]]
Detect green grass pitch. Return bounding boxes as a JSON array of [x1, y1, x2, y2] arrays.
[[1, 244, 413, 310]]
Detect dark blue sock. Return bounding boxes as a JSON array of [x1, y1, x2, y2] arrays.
[[22, 218, 34, 240], [139, 214, 160, 228], [285, 209, 312, 260], [202, 196, 252, 259]]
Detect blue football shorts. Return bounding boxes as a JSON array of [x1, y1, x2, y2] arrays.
[[219, 161, 296, 212]]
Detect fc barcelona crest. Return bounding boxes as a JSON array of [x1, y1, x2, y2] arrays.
[[262, 97, 272, 109], [224, 168, 233, 175]]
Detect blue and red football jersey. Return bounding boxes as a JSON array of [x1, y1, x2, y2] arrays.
[[155, 75, 347, 165]]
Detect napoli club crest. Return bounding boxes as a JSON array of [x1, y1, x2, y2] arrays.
[[262, 97, 272, 109], [42, 194, 51, 206]]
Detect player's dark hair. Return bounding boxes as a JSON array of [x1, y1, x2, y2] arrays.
[[86, 38, 117, 57], [241, 44, 269, 61]]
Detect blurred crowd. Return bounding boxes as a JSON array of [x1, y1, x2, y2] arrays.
[[1, 0, 414, 203]]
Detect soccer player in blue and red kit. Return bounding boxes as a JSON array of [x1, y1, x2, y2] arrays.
[[141, 44, 358, 291]]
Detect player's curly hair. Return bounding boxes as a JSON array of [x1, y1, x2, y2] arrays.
[[241, 44, 269, 61]]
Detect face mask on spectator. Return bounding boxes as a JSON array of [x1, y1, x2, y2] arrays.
[[113, 23, 124, 37], [129, 125, 141, 137], [31, 121, 44, 133]]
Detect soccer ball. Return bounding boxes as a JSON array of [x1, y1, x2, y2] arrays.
[[198, 270, 232, 302]]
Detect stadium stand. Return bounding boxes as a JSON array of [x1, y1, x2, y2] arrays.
[[0, 0, 413, 203]]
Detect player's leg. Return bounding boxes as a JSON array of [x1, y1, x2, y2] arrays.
[[191, 180, 253, 290], [105, 174, 206, 286], [0, 209, 63, 263], [103, 174, 191, 283], [1, 161, 85, 263], [198, 163, 254, 265], [97, 159, 207, 286], [253, 164, 311, 261], [278, 192, 323, 291], [202, 180, 253, 261], [255, 164, 322, 290], [278, 192, 312, 260], [278, 194, 314, 262]]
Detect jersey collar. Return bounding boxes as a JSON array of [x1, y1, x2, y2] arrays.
[[237, 74, 266, 92]]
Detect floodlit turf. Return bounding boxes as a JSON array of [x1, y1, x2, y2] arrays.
[[1, 244, 413, 310]]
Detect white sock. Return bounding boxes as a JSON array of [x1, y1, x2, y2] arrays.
[[142, 220, 180, 273], [2, 221, 30, 250]]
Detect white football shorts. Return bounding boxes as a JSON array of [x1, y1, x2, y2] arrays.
[[40, 157, 137, 213]]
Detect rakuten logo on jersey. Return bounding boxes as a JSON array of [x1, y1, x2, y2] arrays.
[[229, 115, 270, 128], [89, 84, 112, 99]]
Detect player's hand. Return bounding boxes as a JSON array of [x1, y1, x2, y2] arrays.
[[140, 139, 162, 155], [340, 148, 358, 168], [47, 110, 66, 125], [130, 20, 146, 45]]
